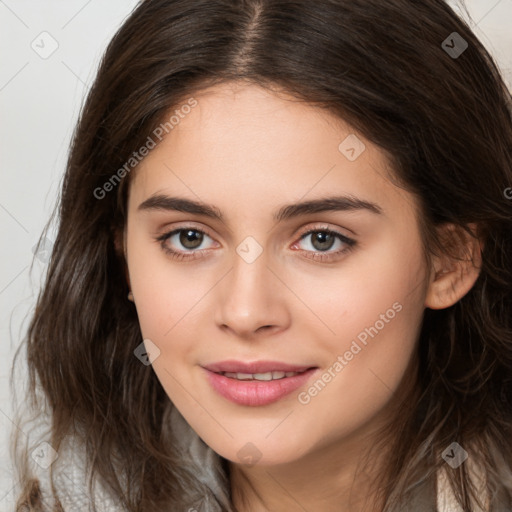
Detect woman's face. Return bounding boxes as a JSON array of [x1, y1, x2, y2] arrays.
[[124, 81, 430, 466]]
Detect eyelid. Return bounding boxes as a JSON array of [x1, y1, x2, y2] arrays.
[[294, 223, 352, 240], [157, 221, 217, 241]]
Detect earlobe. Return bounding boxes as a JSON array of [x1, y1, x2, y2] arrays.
[[424, 223, 483, 310]]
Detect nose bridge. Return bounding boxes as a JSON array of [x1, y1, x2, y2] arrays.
[[214, 238, 289, 336], [227, 245, 272, 314]]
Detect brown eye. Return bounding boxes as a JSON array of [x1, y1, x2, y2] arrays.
[[309, 231, 336, 251], [156, 226, 214, 260], [179, 229, 204, 249], [292, 227, 356, 262]]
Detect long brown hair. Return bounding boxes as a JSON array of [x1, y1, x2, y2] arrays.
[[12, 0, 512, 510]]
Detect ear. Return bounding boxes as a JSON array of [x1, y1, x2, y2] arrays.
[[424, 223, 484, 310], [114, 225, 131, 289]]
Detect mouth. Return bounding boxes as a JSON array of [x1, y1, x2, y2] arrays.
[[216, 369, 310, 381], [202, 360, 319, 406], [202, 360, 315, 374]]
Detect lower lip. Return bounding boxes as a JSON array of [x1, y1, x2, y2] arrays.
[[203, 368, 318, 406]]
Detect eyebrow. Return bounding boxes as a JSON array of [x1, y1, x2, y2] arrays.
[[137, 194, 383, 222]]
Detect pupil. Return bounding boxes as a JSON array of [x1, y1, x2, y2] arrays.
[[312, 231, 334, 251], [180, 230, 203, 249]]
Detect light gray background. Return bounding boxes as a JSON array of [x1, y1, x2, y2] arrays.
[[1, 0, 511, 508]]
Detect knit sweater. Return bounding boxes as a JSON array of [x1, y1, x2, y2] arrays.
[[31, 406, 509, 511]]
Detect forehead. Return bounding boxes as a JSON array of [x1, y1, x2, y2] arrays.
[[128, 82, 417, 223]]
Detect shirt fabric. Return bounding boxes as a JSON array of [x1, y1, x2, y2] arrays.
[[32, 406, 510, 511]]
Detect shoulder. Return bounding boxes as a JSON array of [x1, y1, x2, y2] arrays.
[[32, 407, 232, 512], [33, 439, 121, 512]]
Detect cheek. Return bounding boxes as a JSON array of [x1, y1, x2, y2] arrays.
[[295, 237, 427, 410], [127, 239, 207, 407], [126, 226, 208, 340], [293, 229, 427, 350], [291, 290, 424, 455]]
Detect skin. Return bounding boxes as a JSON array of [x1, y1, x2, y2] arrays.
[[122, 81, 482, 511]]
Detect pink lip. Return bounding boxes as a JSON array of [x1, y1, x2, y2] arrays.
[[202, 360, 318, 406], [203, 360, 314, 374]]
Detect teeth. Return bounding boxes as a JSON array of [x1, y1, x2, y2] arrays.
[[253, 372, 272, 381], [222, 370, 302, 380], [235, 372, 253, 380]]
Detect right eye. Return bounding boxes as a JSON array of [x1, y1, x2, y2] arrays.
[[156, 227, 218, 260]]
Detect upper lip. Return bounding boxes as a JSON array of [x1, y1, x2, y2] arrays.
[[203, 360, 316, 374]]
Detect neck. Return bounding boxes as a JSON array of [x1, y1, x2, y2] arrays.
[[229, 424, 391, 512]]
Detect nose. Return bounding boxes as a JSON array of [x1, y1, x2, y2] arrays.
[[214, 247, 291, 339]]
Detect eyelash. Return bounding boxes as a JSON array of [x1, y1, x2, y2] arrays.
[[155, 225, 356, 263]]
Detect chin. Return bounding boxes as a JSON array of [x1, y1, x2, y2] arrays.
[[203, 432, 312, 468]]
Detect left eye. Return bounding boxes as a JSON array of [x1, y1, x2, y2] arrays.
[[295, 229, 354, 253]]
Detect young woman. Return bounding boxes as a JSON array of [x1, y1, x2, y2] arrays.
[[12, 0, 512, 511]]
